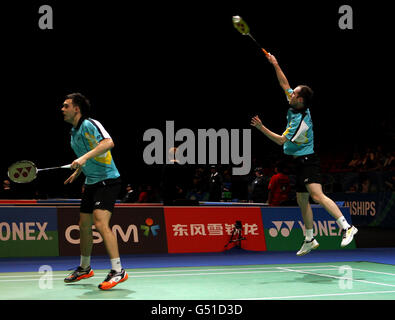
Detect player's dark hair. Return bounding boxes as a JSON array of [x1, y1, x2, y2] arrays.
[[275, 160, 289, 174], [66, 93, 91, 117], [298, 85, 314, 108]]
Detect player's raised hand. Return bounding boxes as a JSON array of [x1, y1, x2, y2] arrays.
[[251, 115, 263, 129], [266, 53, 278, 65]]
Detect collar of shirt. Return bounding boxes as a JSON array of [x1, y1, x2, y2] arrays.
[[70, 116, 87, 134], [289, 107, 307, 115]]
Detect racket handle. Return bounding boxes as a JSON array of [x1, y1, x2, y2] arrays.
[[261, 48, 269, 56], [61, 164, 72, 169]]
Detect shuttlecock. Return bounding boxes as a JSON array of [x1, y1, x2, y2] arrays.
[[232, 16, 241, 23]]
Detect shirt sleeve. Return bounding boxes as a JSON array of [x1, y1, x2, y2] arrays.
[[85, 119, 112, 143], [285, 88, 293, 102]]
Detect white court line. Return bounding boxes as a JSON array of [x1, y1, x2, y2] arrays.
[[0, 268, 339, 282], [327, 265, 395, 277], [277, 267, 395, 288], [238, 290, 395, 300], [0, 265, 338, 278]]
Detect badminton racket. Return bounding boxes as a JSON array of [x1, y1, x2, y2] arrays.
[[7, 160, 72, 183], [232, 15, 269, 56]]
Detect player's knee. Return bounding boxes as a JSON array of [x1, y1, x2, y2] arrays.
[[93, 219, 110, 234], [310, 193, 323, 204], [296, 194, 309, 207]]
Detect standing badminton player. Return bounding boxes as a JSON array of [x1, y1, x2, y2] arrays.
[[251, 54, 358, 256], [61, 93, 128, 289]]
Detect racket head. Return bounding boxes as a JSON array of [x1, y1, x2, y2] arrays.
[[7, 160, 38, 183], [232, 16, 250, 35]]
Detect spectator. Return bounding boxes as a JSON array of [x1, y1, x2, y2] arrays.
[[186, 175, 209, 201], [208, 165, 223, 201], [250, 167, 269, 203], [137, 184, 156, 203], [345, 183, 358, 193], [268, 162, 291, 206], [383, 151, 395, 170], [375, 146, 385, 170], [121, 184, 139, 203], [359, 176, 375, 193], [347, 152, 362, 171], [160, 147, 190, 205], [360, 178, 370, 193], [361, 147, 379, 171], [221, 166, 233, 201], [0, 180, 15, 199]]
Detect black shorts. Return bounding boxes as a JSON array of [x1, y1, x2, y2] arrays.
[[80, 177, 122, 213], [293, 153, 322, 193]]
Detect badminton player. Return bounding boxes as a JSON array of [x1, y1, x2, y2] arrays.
[[61, 93, 128, 289], [251, 54, 358, 256]]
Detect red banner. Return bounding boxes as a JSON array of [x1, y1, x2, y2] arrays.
[[164, 207, 266, 253]]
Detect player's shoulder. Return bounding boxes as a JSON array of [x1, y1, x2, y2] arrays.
[[288, 109, 303, 119], [81, 118, 103, 130], [82, 118, 112, 139]]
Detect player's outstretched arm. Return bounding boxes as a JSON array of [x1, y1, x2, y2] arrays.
[[251, 115, 287, 146], [266, 53, 291, 91]]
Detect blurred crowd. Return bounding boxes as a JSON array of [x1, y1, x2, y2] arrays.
[[1, 145, 394, 204], [346, 146, 395, 172]]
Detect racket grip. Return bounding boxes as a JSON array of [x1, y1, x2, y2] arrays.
[[62, 164, 72, 169], [261, 48, 269, 56]]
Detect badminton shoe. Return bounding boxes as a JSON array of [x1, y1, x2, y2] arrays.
[[341, 225, 358, 247], [296, 238, 319, 256], [98, 269, 128, 290], [64, 266, 94, 283]]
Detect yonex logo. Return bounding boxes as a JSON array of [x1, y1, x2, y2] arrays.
[[268, 220, 342, 238], [268, 221, 295, 238], [140, 218, 160, 237], [0, 222, 50, 241], [13, 166, 33, 180]]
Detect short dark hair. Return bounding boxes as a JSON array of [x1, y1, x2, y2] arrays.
[[275, 160, 288, 174], [66, 93, 91, 117], [298, 85, 313, 108]]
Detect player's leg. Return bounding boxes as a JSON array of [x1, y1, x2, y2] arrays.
[[79, 212, 94, 264], [306, 183, 343, 219], [92, 178, 128, 290], [296, 192, 319, 256], [297, 192, 313, 230], [64, 213, 95, 283], [300, 153, 357, 247], [307, 182, 357, 247], [64, 190, 95, 283], [93, 209, 119, 260], [93, 208, 128, 290]]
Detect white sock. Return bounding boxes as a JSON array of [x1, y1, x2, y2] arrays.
[[305, 229, 314, 241], [80, 255, 91, 269], [336, 216, 351, 230], [111, 258, 122, 272]]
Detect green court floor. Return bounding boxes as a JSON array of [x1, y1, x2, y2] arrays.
[[1, 261, 395, 300]]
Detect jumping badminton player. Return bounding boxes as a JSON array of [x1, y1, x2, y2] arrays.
[[251, 54, 358, 256], [61, 93, 128, 289]]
